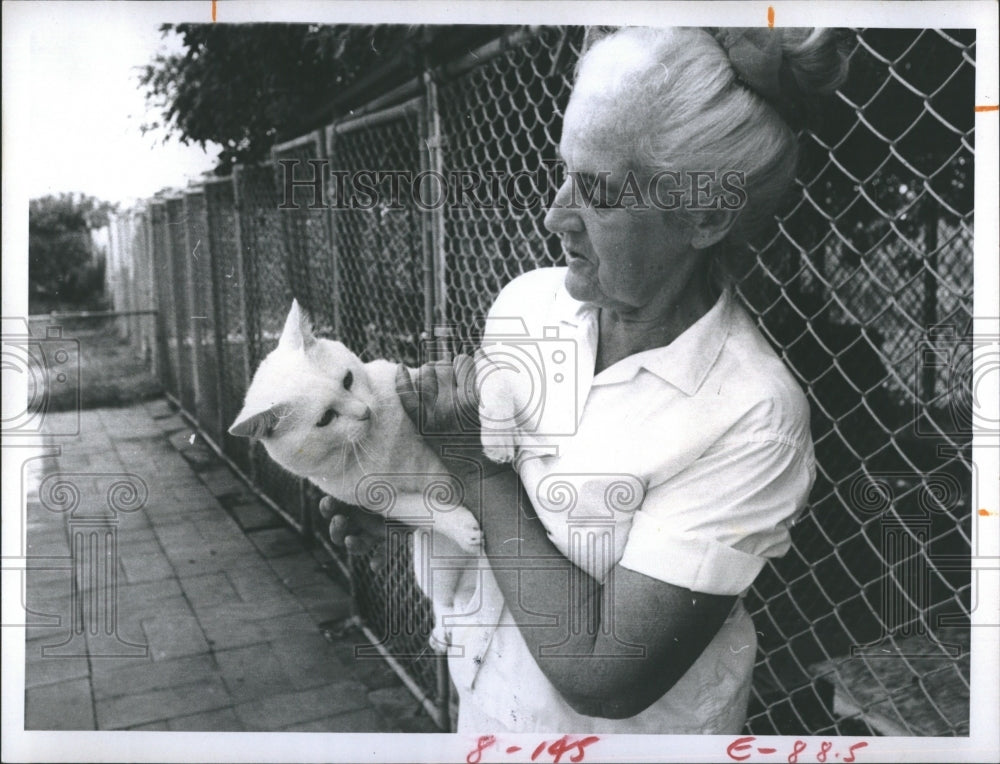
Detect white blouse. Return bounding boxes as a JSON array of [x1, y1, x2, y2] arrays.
[[445, 267, 815, 733]]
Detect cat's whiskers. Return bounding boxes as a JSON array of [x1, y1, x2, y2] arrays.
[[354, 438, 378, 464], [336, 443, 349, 474], [350, 441, 367, 471]]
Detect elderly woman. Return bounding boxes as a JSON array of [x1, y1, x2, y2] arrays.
[[323, 26, 847, 733]]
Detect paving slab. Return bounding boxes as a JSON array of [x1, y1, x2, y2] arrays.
[[283, 707, 388, 732], [167, 707, 245, 732], [248, 526, 309, 559], [177, 571, 240, 608], [95, 677, 232, 730], [116, 577, 184, 611], [215, 642, 301, 703], [91, 653, 219, 701], [142, 609, 212, 662], [128, 720, 170, 731], [266, 550, 338, 592], [232, 680, 372, 731], [199, 466, 248, 498], [118, 540, 177, 584], [293, 582, 355, 624], [25, 677, 96, 730], [24, 655, 91, 690], [268, 631, 350, 690]]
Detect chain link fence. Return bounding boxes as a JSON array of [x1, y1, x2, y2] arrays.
[[107, 26, 975, 735], [106, 208, 157, 361]]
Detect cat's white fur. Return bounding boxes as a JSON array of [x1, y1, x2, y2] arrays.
[[229, 300, 480, 650]]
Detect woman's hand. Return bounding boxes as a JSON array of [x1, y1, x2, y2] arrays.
[[394, 355, 479, 439], [318, 496, 387, 569], [394, 355, 507, 481]]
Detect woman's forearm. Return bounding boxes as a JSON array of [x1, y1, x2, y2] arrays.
[[473, 465, 635, 716], [438, 450, 735, 719], [438, 452, 605, 663]]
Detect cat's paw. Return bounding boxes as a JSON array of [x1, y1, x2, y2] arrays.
[[429, 622, 451, 654], [453, 517, 483, 554]]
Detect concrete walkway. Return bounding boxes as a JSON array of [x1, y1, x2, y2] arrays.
[[23, 398, 438, 732]]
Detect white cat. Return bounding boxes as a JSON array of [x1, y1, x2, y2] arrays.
[[229, 300, 481, 650]]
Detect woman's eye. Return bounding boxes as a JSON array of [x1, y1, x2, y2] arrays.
[[343, 371, 353, 391], [316, 408, 337, 427]]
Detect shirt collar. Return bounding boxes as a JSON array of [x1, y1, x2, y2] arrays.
[[551, 281, 734, 396]]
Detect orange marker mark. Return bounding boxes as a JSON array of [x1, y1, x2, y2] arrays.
[[974, 105, 999, 112], [767, 6, 775, 27], [212, 0, 217, 22], [979, 508, 994, 516]]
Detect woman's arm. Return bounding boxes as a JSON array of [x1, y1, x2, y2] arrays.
[[465, 455, 735, 719], [396, 361, 735, 719]]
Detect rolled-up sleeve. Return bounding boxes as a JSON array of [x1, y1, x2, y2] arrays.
[[618, 433, 815, 595]]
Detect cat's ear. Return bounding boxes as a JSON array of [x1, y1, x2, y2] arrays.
[[229, 404, 283, 439], [279, 299, 316, 351]]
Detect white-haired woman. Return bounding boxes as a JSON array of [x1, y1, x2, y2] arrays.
[[323, 26, 848, 733]]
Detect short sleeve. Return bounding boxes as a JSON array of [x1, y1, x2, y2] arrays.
[[618, 434, 815, 596], [479, 268, 570, 462]]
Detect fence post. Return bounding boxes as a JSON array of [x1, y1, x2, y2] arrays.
[[321, 125, 342, 340], [230, 166, 256, 482], [152, 199, 180, 399], [205, 183, 229, 448], [418, 87, 435, 345], [421, 70, 449, 358], [182, 191, 204, 420], [145, 207, 161, 381], [124, 214, 138, 345]]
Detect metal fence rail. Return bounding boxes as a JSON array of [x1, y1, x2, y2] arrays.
[[107, 26, 974, 735]]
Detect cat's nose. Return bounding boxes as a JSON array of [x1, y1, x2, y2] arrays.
[[359, 407, 372, 421]]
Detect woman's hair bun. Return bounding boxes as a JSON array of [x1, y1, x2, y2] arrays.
[[709, 27, 849, 128], [781, 28, 850, 98]]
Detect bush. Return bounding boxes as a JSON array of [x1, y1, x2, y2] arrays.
[[29, 194, 116, 314]]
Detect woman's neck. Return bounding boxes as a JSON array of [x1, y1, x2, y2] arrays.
[[595, 267, 719, 374]]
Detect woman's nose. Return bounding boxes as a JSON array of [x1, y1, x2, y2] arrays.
[[543, 178, 584, 234]]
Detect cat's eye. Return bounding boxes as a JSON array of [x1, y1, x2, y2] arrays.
[[343, 371, 353, 391], [316, 408, 337, 427]]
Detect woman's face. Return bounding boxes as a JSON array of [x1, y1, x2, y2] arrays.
[[543, 80, 705, 319]]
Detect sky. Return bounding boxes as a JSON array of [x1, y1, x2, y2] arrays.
[[16, 3, 221, 206]]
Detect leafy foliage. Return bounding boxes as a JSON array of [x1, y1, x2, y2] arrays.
[[139, 24, 435, 170], [29, 194, 117, 313]]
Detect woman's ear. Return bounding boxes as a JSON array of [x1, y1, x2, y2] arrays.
[[689, 208, 741, 250]]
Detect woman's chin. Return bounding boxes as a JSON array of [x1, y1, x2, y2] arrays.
[[564, 265, 598, 303]]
